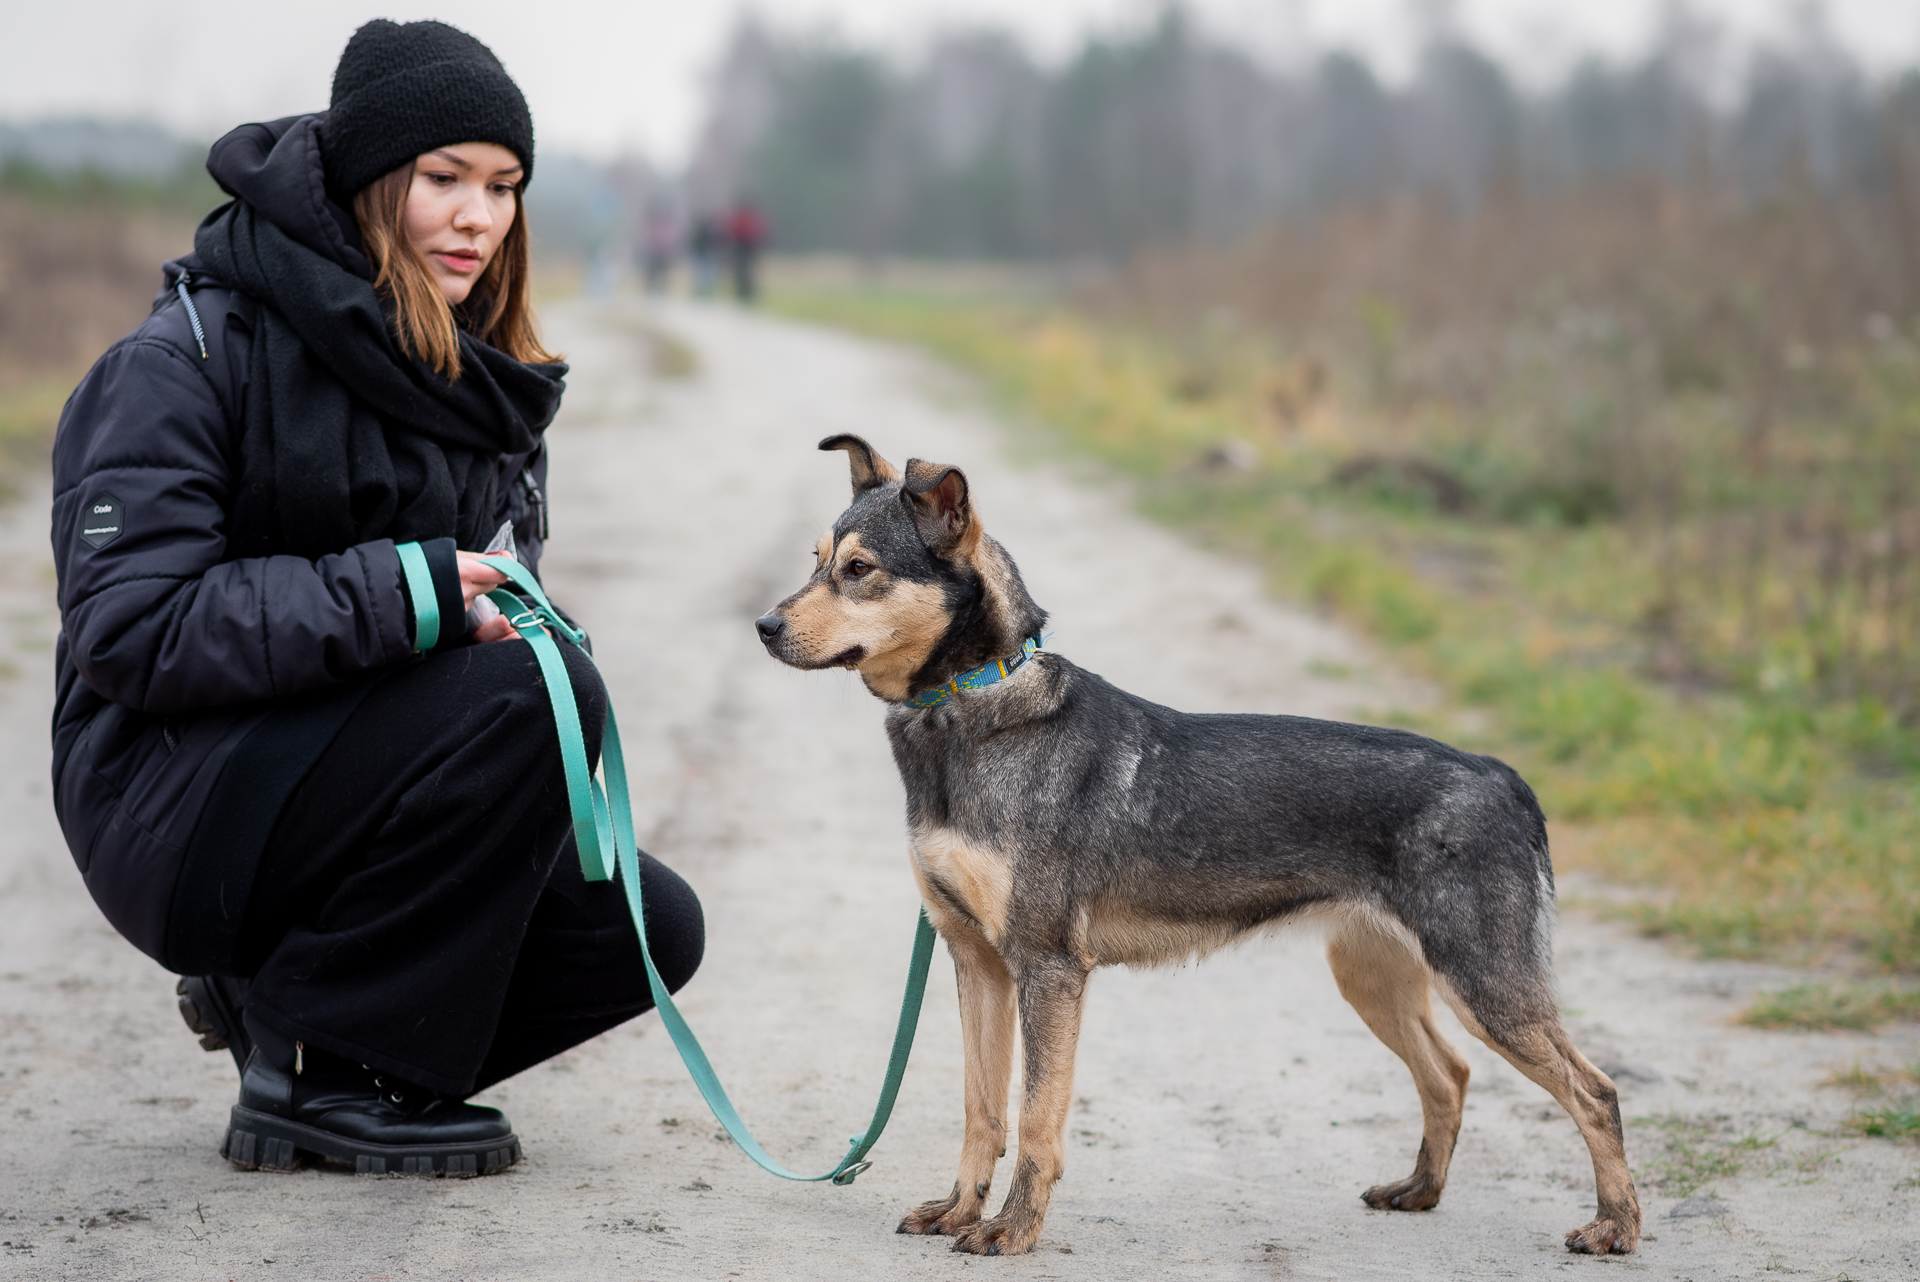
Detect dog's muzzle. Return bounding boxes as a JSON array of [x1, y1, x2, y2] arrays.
[[754, 612, 785, 646]]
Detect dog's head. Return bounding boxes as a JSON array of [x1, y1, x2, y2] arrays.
[[755, 435, 1047, 703]]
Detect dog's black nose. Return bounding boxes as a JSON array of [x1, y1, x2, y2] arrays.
[[754, 612, 785, 642]]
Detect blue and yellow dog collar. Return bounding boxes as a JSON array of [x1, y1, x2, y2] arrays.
[[908, 635, 1045, 709]]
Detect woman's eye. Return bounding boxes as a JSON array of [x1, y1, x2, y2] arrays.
[[846, 559, 871, 577]]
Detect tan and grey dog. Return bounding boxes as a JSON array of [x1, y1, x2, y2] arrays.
[[754, 436, 1640, 1259]]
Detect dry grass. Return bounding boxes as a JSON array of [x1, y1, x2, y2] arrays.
[[0, 182, 205, 482], [1105, 186, 1920, 711], [0, 193, 197, 377]]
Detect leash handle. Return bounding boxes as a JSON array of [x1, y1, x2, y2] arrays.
[[478, 555, 935, 1184]]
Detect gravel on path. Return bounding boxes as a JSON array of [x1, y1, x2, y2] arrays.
[[1, 300, 1915, 1280]]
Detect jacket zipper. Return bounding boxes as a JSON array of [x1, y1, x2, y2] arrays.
[[518, 469, 548, 541], [175, 268, 209, 361]]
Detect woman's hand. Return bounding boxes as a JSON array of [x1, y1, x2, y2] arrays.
[[457, 550, 510, 607], [458, 551, 520, 644], [472, 612, 520, 644]]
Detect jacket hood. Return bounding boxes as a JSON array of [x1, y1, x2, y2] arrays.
[[205, 115, 372, 280]]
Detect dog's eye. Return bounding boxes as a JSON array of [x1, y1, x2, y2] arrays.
[[845, 559, 872, 577]]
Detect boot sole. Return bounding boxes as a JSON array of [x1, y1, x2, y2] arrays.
[[222, 1105, 522, 1176], [176, 975, 253, 1073]]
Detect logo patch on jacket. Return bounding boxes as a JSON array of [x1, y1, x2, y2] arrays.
[[80, 494, 124, 548]]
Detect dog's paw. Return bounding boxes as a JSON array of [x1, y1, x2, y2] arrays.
[[1360, 1172, 1443, 1211], [1564, 1215, 1639, 1255], [950, 1213, 1040, 1257], [897, 1193, 973, 1236]]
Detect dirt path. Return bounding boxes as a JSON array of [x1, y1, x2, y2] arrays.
[[2, 300, 1916, 1280]]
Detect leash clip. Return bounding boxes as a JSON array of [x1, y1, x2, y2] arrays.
[[831, 1160, 872, 1185]]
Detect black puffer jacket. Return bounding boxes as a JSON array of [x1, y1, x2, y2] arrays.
[[51, 126, 549, 968]]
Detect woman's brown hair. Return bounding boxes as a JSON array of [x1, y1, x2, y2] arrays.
[[352, 161, 559, 379]]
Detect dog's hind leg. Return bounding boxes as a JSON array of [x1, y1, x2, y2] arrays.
[[949, 955, 1091, 1257], [1398, 779, 1639, 1253], [1438, 995, 1641, 1255], [898, 922, 1017, 1236], [1327, 913, 1471, 1212], [1422, 917, 1641, 1260]]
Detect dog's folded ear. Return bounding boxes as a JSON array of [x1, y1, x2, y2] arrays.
[[819, 435, 901, 494], [903, 459, 977, 554]]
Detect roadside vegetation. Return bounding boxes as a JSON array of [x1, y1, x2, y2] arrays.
[[0, 159, 217, 486], [1743, 984, 1920, 1031], [769, 181, 1920, 987]]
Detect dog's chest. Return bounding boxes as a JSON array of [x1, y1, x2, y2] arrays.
[[907, 826, 1015, 941]]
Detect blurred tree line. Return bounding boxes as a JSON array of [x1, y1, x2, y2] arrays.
[[687, 5, 1920, 262], [698, 6, 1920, 718]]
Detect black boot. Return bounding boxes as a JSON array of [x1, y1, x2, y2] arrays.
[[222, 1021, 520, 1175], [176, 975, 253, 1074]]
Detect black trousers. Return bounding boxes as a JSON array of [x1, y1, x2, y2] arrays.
[[233, 640, 704, 1098]]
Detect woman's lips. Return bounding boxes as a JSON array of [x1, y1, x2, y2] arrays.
[[434, 249, 482, 274]]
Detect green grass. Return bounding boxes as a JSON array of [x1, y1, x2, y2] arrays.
[[1819, 1057, 1920, 1141], [768, 286, 1920, 977], [1741, 984, 1920, 1031], [1848, 1101, 1920, 1140], [1643, 1114, 1778, 1195]]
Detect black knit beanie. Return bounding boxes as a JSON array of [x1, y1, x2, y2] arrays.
[[317, 19, 534, 199]]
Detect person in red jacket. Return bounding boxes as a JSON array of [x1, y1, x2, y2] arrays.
[[724, 198, 768, 302]]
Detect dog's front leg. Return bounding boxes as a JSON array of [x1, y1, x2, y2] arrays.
[[950, 955, 1090, 1257], [899, 925, 1016, 1235]]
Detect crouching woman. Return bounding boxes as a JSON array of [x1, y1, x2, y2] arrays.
[[48, 19, 702, 1174]]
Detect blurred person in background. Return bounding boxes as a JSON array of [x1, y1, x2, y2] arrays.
[[49, 18, 704, 1176], [640, 204, 678, 294], [688, 211, 723, 296], [725, 197, 767, 303]]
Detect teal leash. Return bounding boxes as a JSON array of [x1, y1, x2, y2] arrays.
[[401, 545, 935, 1185], [394, 541, 441, 651]]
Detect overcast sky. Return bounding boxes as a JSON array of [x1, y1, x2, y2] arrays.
[[6, 1, 1917, 164]]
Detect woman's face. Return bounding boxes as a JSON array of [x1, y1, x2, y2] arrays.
[[404, 142, 523, 306]]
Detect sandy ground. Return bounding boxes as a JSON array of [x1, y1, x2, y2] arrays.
[[2, 300, 1917, 1281]]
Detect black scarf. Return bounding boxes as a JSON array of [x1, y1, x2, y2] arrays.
[[194, 116, 566, 559]]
